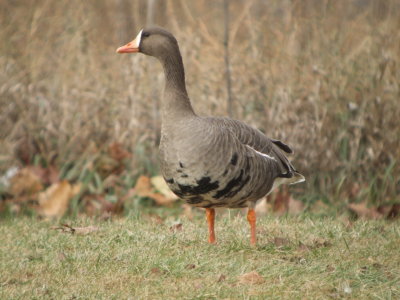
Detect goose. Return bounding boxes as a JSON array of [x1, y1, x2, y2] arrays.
[[117, 27, 305, 245]]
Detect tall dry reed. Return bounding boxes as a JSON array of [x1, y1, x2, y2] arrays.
[[1, 0, 399, 203]]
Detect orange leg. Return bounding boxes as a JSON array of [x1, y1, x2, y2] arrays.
[[205, 208, 216, 244], [247, 208, 257, 246]]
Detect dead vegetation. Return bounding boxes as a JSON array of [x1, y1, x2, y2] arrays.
[[0, 0, 399, 215]]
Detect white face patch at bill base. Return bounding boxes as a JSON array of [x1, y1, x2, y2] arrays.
[[133, 29, 143, 48]]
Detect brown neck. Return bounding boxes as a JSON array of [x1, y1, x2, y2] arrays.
[[159, 45, 195, 121]]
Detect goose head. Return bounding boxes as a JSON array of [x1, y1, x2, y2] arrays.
[[116, 27, 178, 60]]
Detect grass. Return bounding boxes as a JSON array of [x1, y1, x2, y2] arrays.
[[1, 213, 399, 299]]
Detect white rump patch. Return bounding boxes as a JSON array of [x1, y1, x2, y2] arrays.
[[246, 145, 277, 161], [271, 172, 305, 191]]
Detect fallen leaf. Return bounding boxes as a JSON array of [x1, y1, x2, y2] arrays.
[[38, 181, 80, 218], [88, 193, 125, 217], [238, 271, 265, 285], [217, 274, 226, 283], [9, 168, 43, 199], [151, 175, 178, 200], [53, 224, 99, 235], [108, 142, 131, 162], [185, 264, 196, 270], [326, 265, 335, 272], [290, 256, 307, 264], [269, 187, 290, 215], [348, 202, 383, 219], [27, 165, 59, 185], [386, 204, 400, 219], [148, 192, 175, 206], [298, 242, 311, 252], [267, 186, 303, 215], [273, 237, 290, 247], [73, 226, 99, 235], [313, 238, 332, 248], [150, 267, 165, 275], [170, 223, 183, 232], [134, 175, 152, 196], [134, 175, 175, 206]]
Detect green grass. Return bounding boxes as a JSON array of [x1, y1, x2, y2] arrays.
[[1, 213, 399, 299]]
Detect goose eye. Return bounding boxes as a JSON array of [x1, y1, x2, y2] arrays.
[[142, 32, 150, 38]]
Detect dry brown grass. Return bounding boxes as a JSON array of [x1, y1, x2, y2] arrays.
[[1, 0, 399, 205]]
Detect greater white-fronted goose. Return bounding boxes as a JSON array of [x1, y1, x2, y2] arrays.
[[117, 27, 305, 245]]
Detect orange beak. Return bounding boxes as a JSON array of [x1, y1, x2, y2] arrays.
[[116, 29, 143, 54]]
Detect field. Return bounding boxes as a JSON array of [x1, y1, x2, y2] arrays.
[[0, 1, 399, 298], [1, 214, 399, 299], [1, 0, 399, 210]]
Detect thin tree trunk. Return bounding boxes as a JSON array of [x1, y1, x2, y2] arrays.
[[147, 0, 160, 143], [116, 0, 134, 43], [146, 0, 156, 26], [223, 0, 233, 118]]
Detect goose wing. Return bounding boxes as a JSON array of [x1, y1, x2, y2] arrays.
[[210, 117, 304, 183]]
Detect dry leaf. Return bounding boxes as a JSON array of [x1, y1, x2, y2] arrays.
[[326, 265, 335, 272], [148, 192, 175, 206], [134, 175, 152, 196], [273, 237, 290, 247], [9, 168, 43, 199], [377, 204, 400, 219], [73, 226, 99, 235], [217, 274, 226, 283], [27, 165, 59, 185], [348, 202, 383, 219], [150, 267, 165, 275], [151, 175, 178, 200], [313, 238, 332, 248], [38, 180, 80, 218], [269, 187, 290, 215], [53, 224, 99, 235], [238, 271, 265, 285], [387, 204, 400, 219], [170, 223, 183, 232], [298, 242, 311, 252], [267, 186, 303, 215], [185, 264, 196, 270], [83, 194, 124, 217], [134, 175, 175, 206], [108, 142, 131, 162]]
